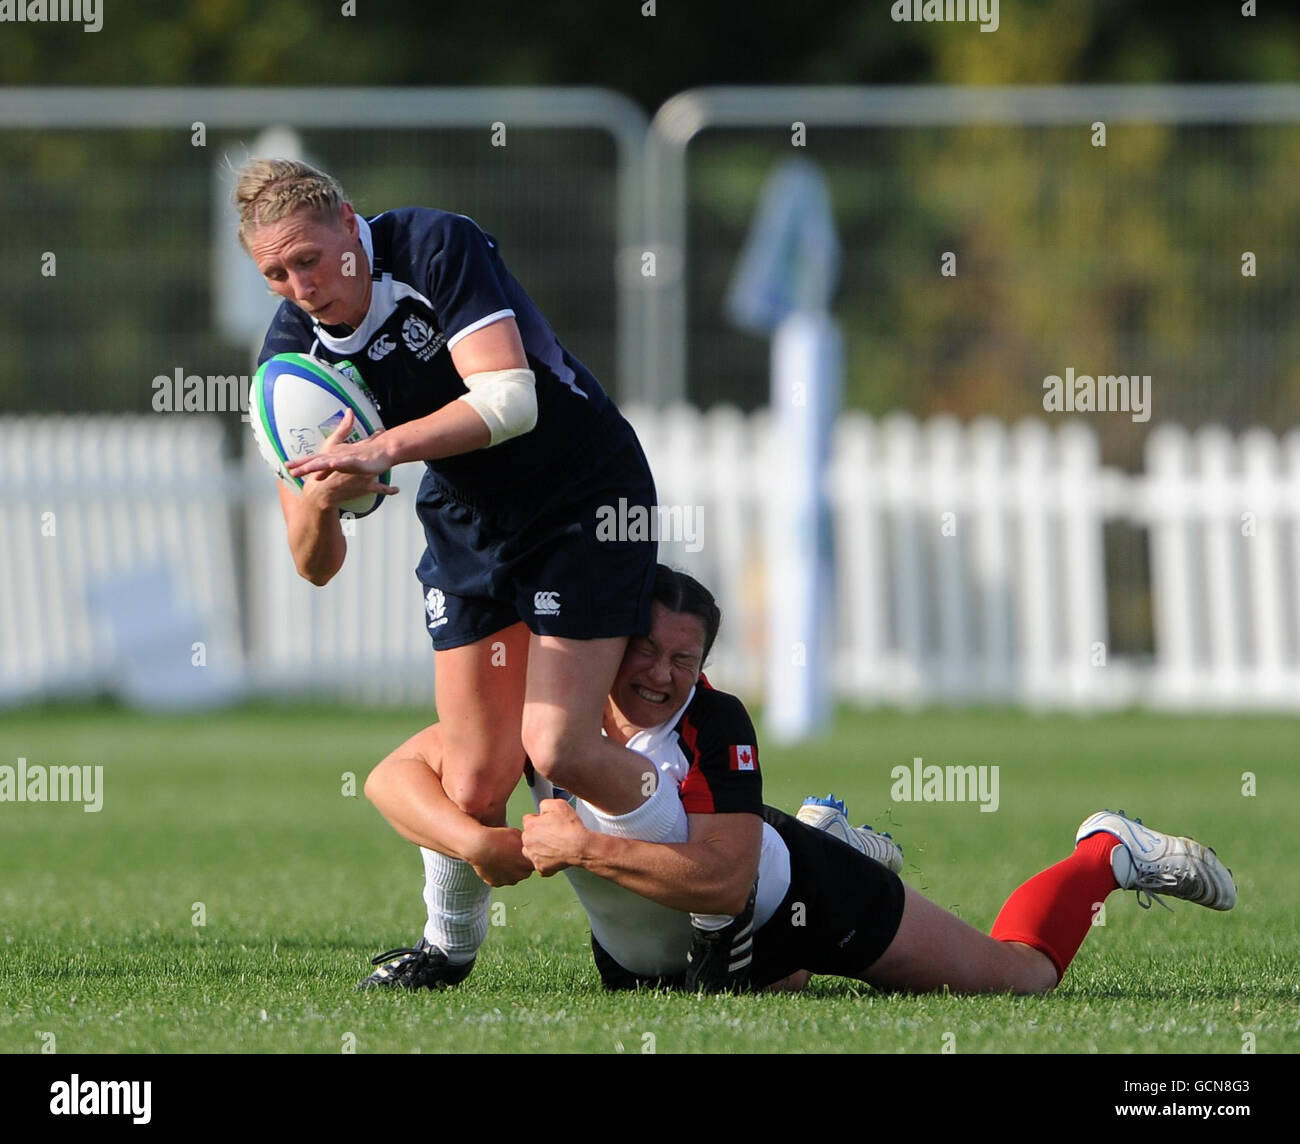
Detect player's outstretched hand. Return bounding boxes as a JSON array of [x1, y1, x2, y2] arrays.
[[287, 408, 396, 479], [467, 826, 535, 888], [521, 799, 587, 877], [296, 409, 399, 508]]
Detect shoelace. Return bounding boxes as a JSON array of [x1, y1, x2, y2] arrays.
[[1117, 811, 1179, 913], [1135, 890, 1176, 913], [1110, 808, 1233, 911], [369, 946, 426, 967]]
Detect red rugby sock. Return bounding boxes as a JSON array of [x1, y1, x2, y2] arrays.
[[989, 832, 1120, 983]]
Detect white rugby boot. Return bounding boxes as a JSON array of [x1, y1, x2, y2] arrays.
[[1076, 809, 1237, 912], [797, 795, 905, 875]]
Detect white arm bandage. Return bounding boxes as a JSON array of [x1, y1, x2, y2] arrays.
[[457, 367, 538, 446]]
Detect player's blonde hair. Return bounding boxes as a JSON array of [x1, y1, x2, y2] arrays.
[[233, 157, 347, 249]]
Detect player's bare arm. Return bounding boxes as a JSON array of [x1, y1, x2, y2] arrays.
[[276, 408, 399, 585], [285, 394, 491, 477], [365, 723, 533, 888], [521, 800, 761, 916], [286, 317, 528, 478]]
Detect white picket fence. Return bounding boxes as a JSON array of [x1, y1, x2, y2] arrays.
[[242, 447, 435, 705], [3, 411, 1300, 711], [1143, 424, 1300, 708], [0, 416, 246, 708]]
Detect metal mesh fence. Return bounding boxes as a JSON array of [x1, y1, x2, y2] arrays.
[[686, 122, 1300, 468], [0, 125, 620, 420]]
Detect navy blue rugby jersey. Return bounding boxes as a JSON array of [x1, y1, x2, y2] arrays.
[[256, 207, 617, 504]]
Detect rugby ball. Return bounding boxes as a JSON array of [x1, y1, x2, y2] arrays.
[[249, 352, 390, 519]]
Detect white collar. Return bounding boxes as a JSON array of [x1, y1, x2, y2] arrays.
[[356, 213, 375, 272]]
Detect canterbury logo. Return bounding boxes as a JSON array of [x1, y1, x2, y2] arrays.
[[367, 334, 397, 361], [533, 591, 560, 616]]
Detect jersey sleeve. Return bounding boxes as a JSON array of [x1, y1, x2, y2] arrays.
[[677, 691, 764, 816], [256, 302, 314, 367], [420, 213, 516, 351]]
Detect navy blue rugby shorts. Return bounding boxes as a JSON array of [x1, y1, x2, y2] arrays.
[[414, 415, 658, 651]]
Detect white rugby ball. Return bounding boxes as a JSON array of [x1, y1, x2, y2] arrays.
[[249, 352, 390, 519]]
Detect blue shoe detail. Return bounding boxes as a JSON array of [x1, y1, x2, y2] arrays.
[[800, 794, 848, 815]]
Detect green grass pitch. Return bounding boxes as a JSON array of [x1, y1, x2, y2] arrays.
[[2, 704, 1297, 1054]]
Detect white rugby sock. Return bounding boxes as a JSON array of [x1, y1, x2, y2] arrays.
[[420, 847, 490, 964], [583, 769, 683, 842]]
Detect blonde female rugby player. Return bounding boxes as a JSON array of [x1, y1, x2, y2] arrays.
[[235, 159, 659, 986]]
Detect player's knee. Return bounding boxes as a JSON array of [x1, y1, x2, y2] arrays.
[[1006, 947, 1059, 995], [1023, 965, 1060, 996], [449, 787, 511, 826], [441, 771, 513, 826], [519, 716, 583, 787], [436, 734, 523, 824], [1012, 977, 1057, 997], [462, 795, 511, 825]]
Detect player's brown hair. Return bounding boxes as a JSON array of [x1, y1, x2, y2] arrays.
[[652, 564, 722, 665], [233, 157, 347, 250]]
